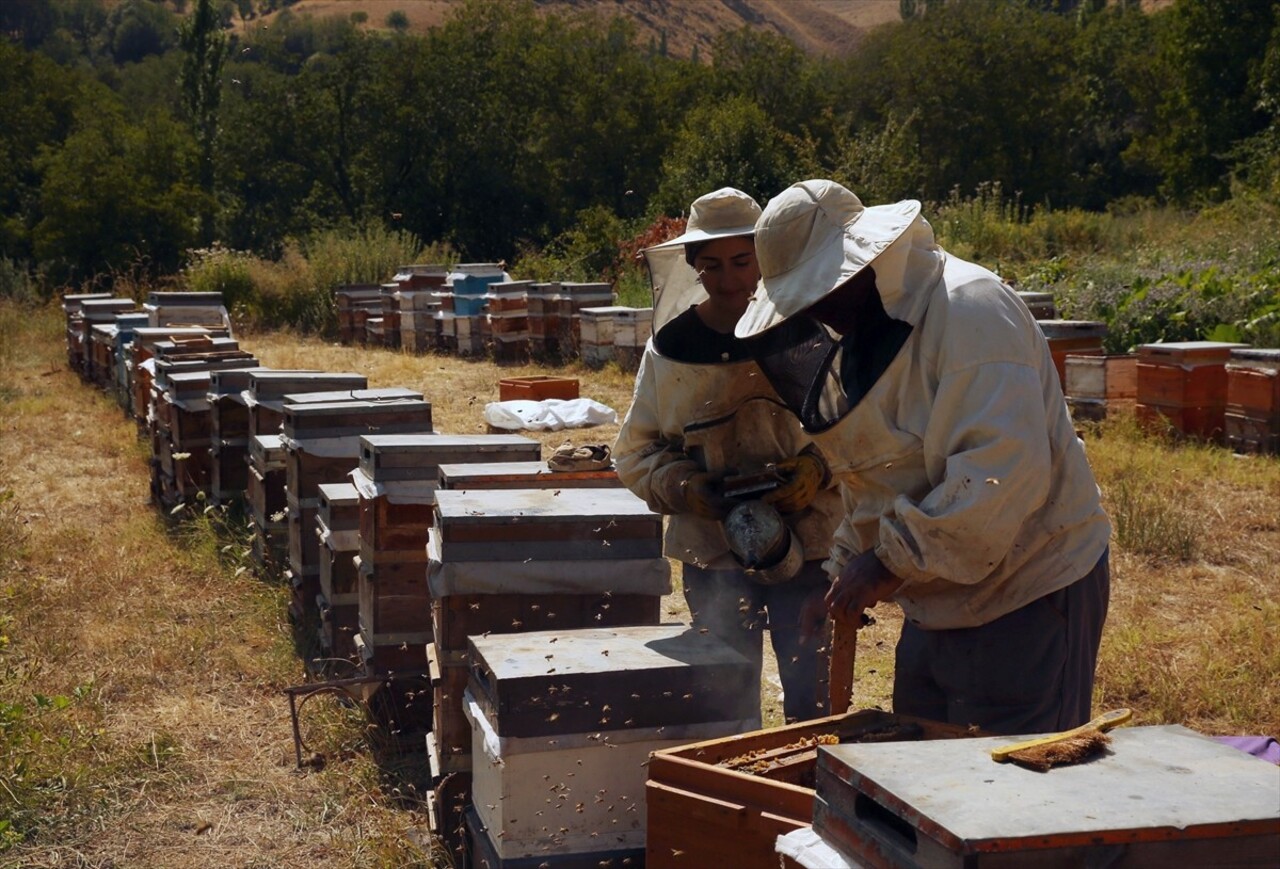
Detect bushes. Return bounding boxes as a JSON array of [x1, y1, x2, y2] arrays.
[[182, 222, 448, 335]]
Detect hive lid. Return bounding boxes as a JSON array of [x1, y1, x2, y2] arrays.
[[816, 724, 1280, 852], [358, 434, 539, 480], [1036, 319, 1107, 339], [1137, 341, 1249, 363], [467, 625, 759, 738]]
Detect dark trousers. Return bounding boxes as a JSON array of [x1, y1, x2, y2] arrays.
[[892, 549, 1110, 736], [682, 560, 831, 723]]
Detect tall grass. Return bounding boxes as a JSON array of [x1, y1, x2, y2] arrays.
[[183, 222, 453, 336]]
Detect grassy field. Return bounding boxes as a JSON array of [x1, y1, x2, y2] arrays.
[[1, 300, 1278, 866]]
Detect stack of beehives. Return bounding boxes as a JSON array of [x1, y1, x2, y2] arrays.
[[394, 265, 449, 353], [72, 298, 138, 381], [527, 281, 614, 360], [147, 336, 259, 511], [579, 306, 654, 370], [242, 371, 368, 571], [279, 390, 433, 636], [1135, 341, 1249, 442], [422, 484, 675, 855], [334, 284, 383, 345], [1225, 348, 1280, 453]]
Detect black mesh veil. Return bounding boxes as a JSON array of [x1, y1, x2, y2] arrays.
[[741, 316, 850, 433]]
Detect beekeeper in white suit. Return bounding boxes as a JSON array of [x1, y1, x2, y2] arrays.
[[735, 179, 1112, 735], [614, 187, 843, 723]]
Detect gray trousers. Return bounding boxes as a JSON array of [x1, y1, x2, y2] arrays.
[[682, 560, 831, 723], [892, 549, 1110, 736]]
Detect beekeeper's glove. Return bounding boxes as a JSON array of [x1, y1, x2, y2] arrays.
[[762, 449, 829, 514], [680, 471, 734, 520]]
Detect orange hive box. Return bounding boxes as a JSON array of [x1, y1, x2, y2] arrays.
[[1136, 341, 1248, 441], [1037, 320, 1106, 387], [497, 374, 579, 402], [1225, 347, 1280, 454]]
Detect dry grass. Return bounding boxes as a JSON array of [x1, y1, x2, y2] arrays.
[[2, 301, 1277, 866]]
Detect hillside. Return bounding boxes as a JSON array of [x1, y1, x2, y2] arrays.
[[239, 0, 898, 58]]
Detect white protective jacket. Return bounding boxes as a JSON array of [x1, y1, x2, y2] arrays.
[[614, 348, 843, 570], [816, 215, 1111, 629]]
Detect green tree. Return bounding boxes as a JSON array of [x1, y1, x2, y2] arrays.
[[653, 95, 801, 215], [106, 0, 175, 64], [386, 10, 409, 32], [836, 0, 1082, 206], [179, 0, 229, 243], [34, 105, 206, 283], [0, 42, 83, 263], [1134, 0, 1276, 201]]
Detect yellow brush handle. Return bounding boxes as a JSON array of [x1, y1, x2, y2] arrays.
[[990, 708, 1133, 762]]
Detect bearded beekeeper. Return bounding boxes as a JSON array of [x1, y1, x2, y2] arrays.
[[614, 187, 844, 723], [734, 179, 1112, 735]]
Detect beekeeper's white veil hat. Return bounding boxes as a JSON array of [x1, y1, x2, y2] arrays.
[[643, 187, 762, 330]]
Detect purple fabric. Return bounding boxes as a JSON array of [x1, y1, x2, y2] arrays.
[[1213, 735, 1280, 765]]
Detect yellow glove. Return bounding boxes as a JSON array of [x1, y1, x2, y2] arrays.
[[681, 471, 733, 520], [762, 452, 828, 514]]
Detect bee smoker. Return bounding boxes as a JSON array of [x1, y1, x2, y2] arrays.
[[720, 468, 805, 585]]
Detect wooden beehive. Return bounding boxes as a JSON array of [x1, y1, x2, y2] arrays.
[[432, 488, 662, 563], [334, 284, 382, 345], [317, 482, 361, 661], [1136, 341, 1249, 441], [1037, 320, 1107, 387], [1064, 353, 1137, 421], [247, 434, 288, 571], [497, 375, 579, 402], [1225, 348, 1280, 454], [812, 725, 1280, 868], [437, 460, 618, 490], [1016, 290, 1056, 320], [645, 709, 972, 869], [244, 371, 367, 437], [465, 626, 758, 863]]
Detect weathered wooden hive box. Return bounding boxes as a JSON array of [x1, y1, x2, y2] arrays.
[[644, 708, 971, 869], [148, 349, 259, 510], [317, 482, 361, 662], [206, 368, 272, 502], [812, 724, 1280, 868], [144, 290, 230, 330], [579, 305, 629, 367], [1017, 290, 1056, 320], [527, 282, 613, 357], [1225, 347, 1280, 454], [464, 625, 759, 867], [74, 298, 139, 379], [437, 460, 620, 491], [373, 283, 399, 349], [334, 284, 382, 345], [62, 292, 111, 369], [247, 433, 287, 570], [1064, 353, 1137, 421], [107, 313, 150, 405], [425, 486, 669, 785], [244, 370, 368, 437], [350, 435, 542, 675], [614, 305, 653, 370], [126, 327, 221, 423], [90, 317, 145, 390], [1037, 320, 1107, 387], [1136, 341, 1250, 441], [280, 395, 432, 623], [431, 487, 662, 564]]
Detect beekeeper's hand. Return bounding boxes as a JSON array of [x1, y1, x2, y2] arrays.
[[680, 471, 734, 520], [762, 450, 829, 514]]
